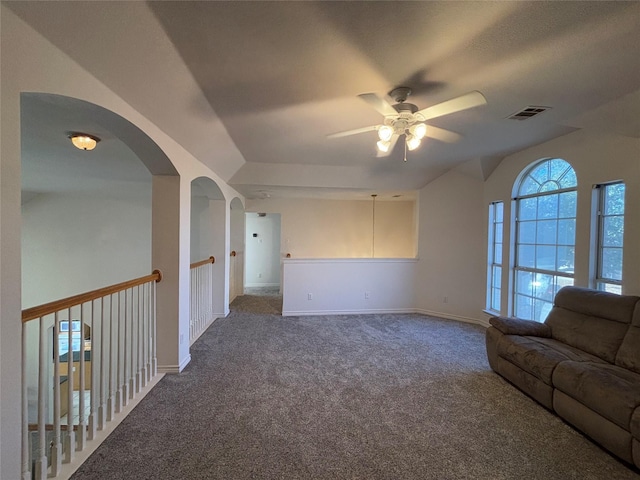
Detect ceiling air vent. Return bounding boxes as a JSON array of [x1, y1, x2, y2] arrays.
[[507, 106, 550, 120]]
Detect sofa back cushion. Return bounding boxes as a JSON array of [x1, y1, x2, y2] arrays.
[[616, 302, 640, 373], [544, 287, 639, 363]]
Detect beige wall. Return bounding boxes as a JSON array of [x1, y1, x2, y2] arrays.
[[22, 192, 152, 309], [414, 171, 486, 323], [246, 198, 416, 259]]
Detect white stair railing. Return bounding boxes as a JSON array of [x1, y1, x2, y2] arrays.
[[189, 256, 215, 344], [21, 270, 162, 480]]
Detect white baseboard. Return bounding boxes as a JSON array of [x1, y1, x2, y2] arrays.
[[245, 282, 280, 288], [282, 307, 486, 327], [282, 308, 415, 317], [414, 308, 488, 327], [158, 354, 191, 374]]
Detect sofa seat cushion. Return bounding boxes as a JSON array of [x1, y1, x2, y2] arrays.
[[553, 361, 640, 431], [496, 335, 604, 385]]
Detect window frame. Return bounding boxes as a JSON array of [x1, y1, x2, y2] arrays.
[[486, 201, 503, 313], [593, 181, 625, 294], [512, 158, 577, 322]]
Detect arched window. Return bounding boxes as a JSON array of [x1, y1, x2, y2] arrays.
[[513, 158, 577, 321]]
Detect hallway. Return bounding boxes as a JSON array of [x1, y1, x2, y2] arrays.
[[231, 288, 283, 315]]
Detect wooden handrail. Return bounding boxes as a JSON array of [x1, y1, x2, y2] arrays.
[[22, 270, 162, 323], [190, 256, 215, 269]]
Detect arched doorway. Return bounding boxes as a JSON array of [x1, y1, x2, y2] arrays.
[[190, 177, 226, 341], [20, 93, 187, 425], [20, 93, 178, 307]]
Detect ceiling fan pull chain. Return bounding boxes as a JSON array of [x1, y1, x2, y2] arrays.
[[404, 136, 408, 162]]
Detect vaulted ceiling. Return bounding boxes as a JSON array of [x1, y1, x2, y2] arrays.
[[8, 1, 640, 201]]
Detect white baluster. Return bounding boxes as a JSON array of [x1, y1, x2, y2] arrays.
[[152, 279, 158, 376], [98, 298, 106, 430], [77, 304, 87, 451], [116, 291, 123, 413], [34, 317, 48, 480], [141, 283, 148, 387], [199, 265, 203, 333], [50, 314, 62, 476], [210, 261, 213, 318], [144, 283, 153, 383], [87, 301, 97, 440], [21, 321, 31, 480], [123, 289, 130, 404], [106, 294, 114, 422], [129, 287, 136, 398], [132, 285, 138, 392], [64, 308, 75, 463], [136, 285, 144, 393]]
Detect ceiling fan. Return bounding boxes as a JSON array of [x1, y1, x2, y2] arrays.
[[328, 87, 487, 160]]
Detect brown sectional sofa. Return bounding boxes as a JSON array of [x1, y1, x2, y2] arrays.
[[486, 286, 640, 467]]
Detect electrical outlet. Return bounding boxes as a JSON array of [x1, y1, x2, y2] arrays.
[[258, 273, 262, 278], [308, 293, 313, 300], [365, 291, 370, 299], [443, 296, 448, 304]]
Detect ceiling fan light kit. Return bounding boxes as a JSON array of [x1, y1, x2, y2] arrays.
[[406, 135, 421, 151], [329, 87, 487, 160], [377, 125, 394, 142], [410, 123, 427, 140], [376, 139, 391, 153]]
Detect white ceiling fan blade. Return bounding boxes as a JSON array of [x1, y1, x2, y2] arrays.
[[425, 125, 462, 143], [358, 93, 398, 117], [417, 91, 487, 121], [376, 135, 399, 157], [327, 125, 378, 139]]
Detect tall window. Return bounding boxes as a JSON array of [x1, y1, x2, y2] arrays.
[[487, 202, 503, 312], [594, 182, 625, 294], [514, 158, 577, 322]]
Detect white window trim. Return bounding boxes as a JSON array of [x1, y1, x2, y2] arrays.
[[512, 158, 577, 321], [486, 202, 503, 314], [591, 181, 625, 293]]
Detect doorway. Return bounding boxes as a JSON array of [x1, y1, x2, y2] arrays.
[[244, 213, 281, 293]]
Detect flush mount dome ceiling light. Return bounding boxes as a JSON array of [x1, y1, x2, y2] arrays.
[[68, 133, 100, 151], [328, 87, 487, 161]]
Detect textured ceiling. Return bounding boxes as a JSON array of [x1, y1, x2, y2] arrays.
[[8, 1, 640, 200]]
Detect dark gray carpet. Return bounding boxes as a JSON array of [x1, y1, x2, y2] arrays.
[[71, 296, 639, 479]]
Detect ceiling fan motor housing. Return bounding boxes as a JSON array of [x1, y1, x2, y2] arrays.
[[389, 86, 412, 103], [394, 102, 418, 114]]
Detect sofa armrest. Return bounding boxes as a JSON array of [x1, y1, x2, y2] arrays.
[[489, 316, 551, 337]]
